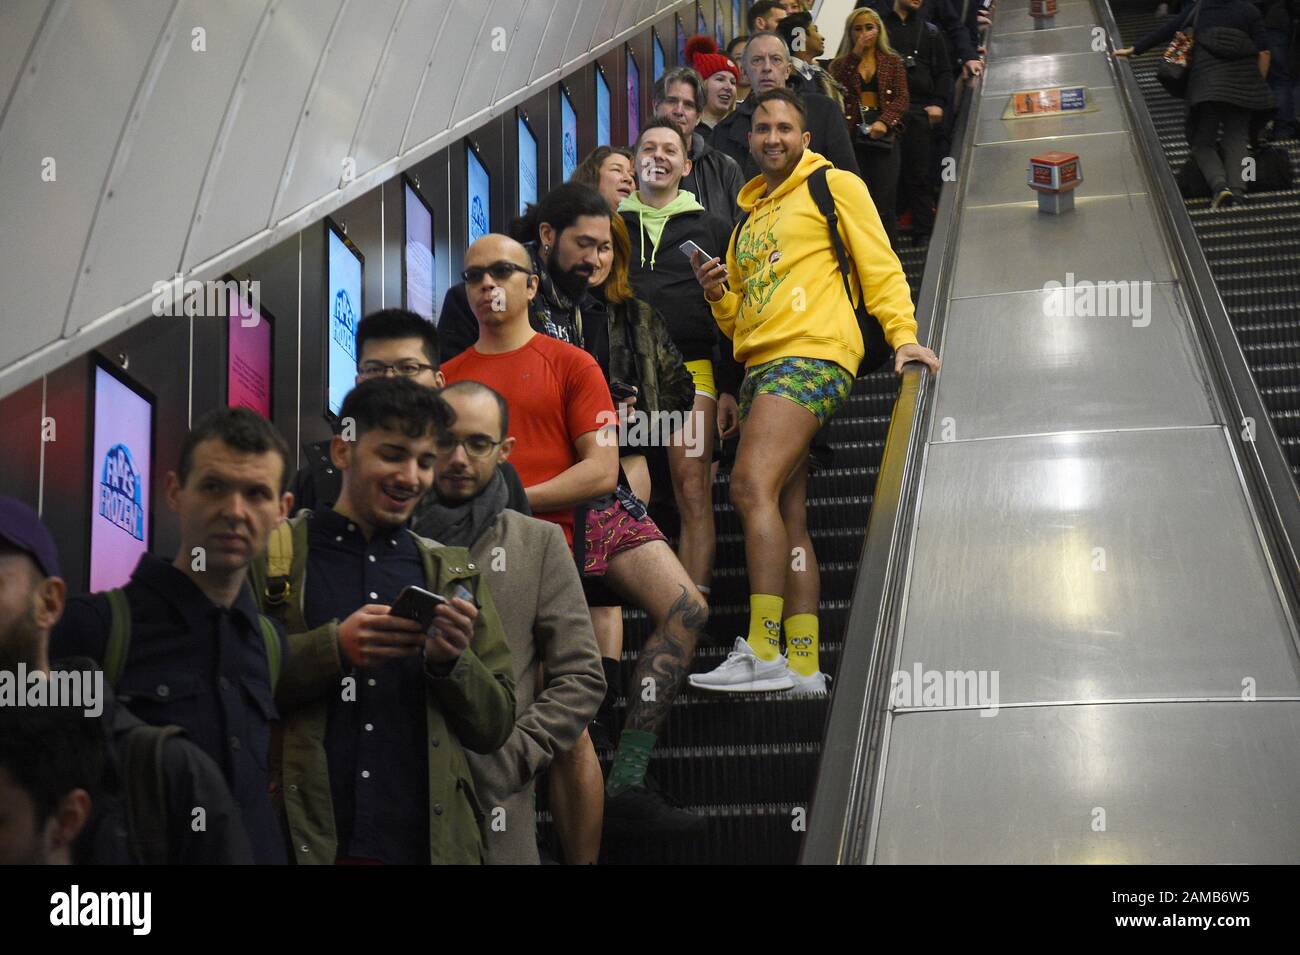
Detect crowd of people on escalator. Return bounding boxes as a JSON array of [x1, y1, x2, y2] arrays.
[[0, 1, 973, 867]]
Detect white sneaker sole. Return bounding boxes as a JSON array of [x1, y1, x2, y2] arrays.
[[689, 673, 795, 693]]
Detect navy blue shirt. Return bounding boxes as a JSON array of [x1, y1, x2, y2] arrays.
[[301, 508, 430, 865], [50, 554, 288, 865]]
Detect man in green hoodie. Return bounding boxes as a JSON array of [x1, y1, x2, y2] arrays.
[[619, 117, 737, 622]]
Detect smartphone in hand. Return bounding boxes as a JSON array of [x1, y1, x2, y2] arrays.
[[390, 585, 449, 631], [680, 240, 727, 279]]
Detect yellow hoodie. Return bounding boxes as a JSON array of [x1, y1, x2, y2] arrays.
[[708, 149, 917, 375]]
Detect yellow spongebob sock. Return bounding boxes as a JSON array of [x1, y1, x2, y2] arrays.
[[784, 614, 820, 677], [746, 594, 784, 661]]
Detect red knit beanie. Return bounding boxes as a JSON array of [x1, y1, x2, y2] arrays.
[[686, 35, 740, 83]]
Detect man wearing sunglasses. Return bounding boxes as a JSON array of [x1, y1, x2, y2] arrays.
[[288, 308, 529, 517], [413, 381, 603, 864]]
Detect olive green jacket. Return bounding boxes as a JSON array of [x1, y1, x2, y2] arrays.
[[250, 512, 515, 865]]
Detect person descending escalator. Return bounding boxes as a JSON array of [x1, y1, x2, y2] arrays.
[[1117, 0, 1277, 208]]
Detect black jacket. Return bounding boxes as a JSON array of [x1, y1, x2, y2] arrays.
[[620, 205, 734, 363], [709, 82, 862, 180], [63, 662, 255, 865], [682, 132, 747, 224], [289, 438, 530, 517], [866, 0, 977, 65], [1186, 25, 1277, 136], [880, 6, 953, 108], [601, 290, 695, 419]]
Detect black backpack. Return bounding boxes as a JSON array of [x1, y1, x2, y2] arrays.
[[733, 166, 892, 375], [1176, 143, 1294, 198], [117, 723, 184, 864]]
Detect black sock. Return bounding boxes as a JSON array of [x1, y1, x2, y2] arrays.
[[598, 657, 621, 732]]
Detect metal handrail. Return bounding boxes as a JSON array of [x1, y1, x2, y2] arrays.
[[1096, 0, 1300, 642], [800, 78, 979, 865]]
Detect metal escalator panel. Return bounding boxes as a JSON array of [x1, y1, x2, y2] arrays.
[[806, 0, 1300, 864]]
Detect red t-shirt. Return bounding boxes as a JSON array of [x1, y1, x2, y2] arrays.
[[442, 333, 614, 545]]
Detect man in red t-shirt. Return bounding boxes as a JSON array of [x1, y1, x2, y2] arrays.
[[442, 304, 614, 546], [444, 233, 709, 836]]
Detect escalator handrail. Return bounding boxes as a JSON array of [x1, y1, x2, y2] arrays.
[[799, 79, 979, 865], [1098, 0, 1300, 642]]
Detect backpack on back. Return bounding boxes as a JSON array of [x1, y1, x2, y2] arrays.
[[102, 588, 281, 691]]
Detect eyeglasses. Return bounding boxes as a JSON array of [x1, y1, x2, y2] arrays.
[[461, 262, 533, 284], [358, 360, 437, 379], [433, 435, 502, 459]]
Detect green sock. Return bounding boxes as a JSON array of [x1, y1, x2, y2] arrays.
[[606, 729, 656, 797]]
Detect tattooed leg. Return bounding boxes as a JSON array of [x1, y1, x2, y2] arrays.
[[603, 540, 709, 736]]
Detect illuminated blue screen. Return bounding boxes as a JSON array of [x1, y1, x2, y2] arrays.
[[653, 32, 665, 81], [627, 53, 640, 146], [466, 145, 491, 244], [518, 115, 538, 215], [596, 69, 611, 147], [327, 225, 362, 417], [561, 89, 578, 181]]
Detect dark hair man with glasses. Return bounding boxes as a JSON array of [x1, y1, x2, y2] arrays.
[[289, 308, 528, 516], [413, 381, 603, 864]]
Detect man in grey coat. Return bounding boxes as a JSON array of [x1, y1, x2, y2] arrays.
[[413, 380, 604, 865]]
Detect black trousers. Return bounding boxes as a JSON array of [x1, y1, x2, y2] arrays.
[[1189, 102, 1251, 197], [896, 109, 936, 235], [855, 139, 902, 248]]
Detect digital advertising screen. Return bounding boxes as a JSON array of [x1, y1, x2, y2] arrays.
[[627, 51, 640, 146], [89, 362, 152, 592], [715, 7, 725, 48], [653, 30, 666, 82], [466, 143, 491, 244], [561, 87, 579, 181], [403, 178, 435, 322], [677, 16, 687, 64], [518, 113, 538, 215], [733, 0, 741, 38], [326, 221, 363, 418], [227, 285, 272, 419], [698, 6, 707, 35], [596, 68, 611, 147]]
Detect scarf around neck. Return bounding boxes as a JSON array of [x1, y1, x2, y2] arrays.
[[413, 467, 509, 549]]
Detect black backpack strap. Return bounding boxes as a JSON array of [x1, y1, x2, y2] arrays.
[[807, 166, 857, 308], [122, 724, 185, 865], [807, 165, 892, 374]]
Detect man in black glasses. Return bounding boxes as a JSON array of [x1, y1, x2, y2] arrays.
[[413, 381, 603, 864], [289, 308, 529, 516]]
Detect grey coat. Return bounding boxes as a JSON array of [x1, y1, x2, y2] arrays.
[[461, 509, 604, 864]]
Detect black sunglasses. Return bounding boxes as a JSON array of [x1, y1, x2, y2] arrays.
[[461, 261, 534, 283]]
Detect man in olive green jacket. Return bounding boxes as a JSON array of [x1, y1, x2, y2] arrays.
[[253, 378, 514, 865]]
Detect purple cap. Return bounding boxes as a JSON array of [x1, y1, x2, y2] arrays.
[[0, 495, 62, 579]]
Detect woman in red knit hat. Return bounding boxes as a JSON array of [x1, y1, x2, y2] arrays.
[[687, 35, 741, 133]]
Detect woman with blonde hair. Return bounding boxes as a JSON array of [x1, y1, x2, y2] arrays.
[[829, 6, 909, 245]]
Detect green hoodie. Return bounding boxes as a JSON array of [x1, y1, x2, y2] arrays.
[[618, 189, 705, 270]]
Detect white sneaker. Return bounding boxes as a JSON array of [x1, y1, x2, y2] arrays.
[[788, 668, 832, 696], [689, 638, 794, 693]]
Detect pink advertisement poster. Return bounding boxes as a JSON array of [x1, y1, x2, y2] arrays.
[[228, 288, 272, 418], [89, 364, 152, 591]]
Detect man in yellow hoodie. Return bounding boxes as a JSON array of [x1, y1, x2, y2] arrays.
[[688, 87, 940, 693]]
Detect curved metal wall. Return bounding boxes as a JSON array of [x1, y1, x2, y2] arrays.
[[0, 0, 690, 400]]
